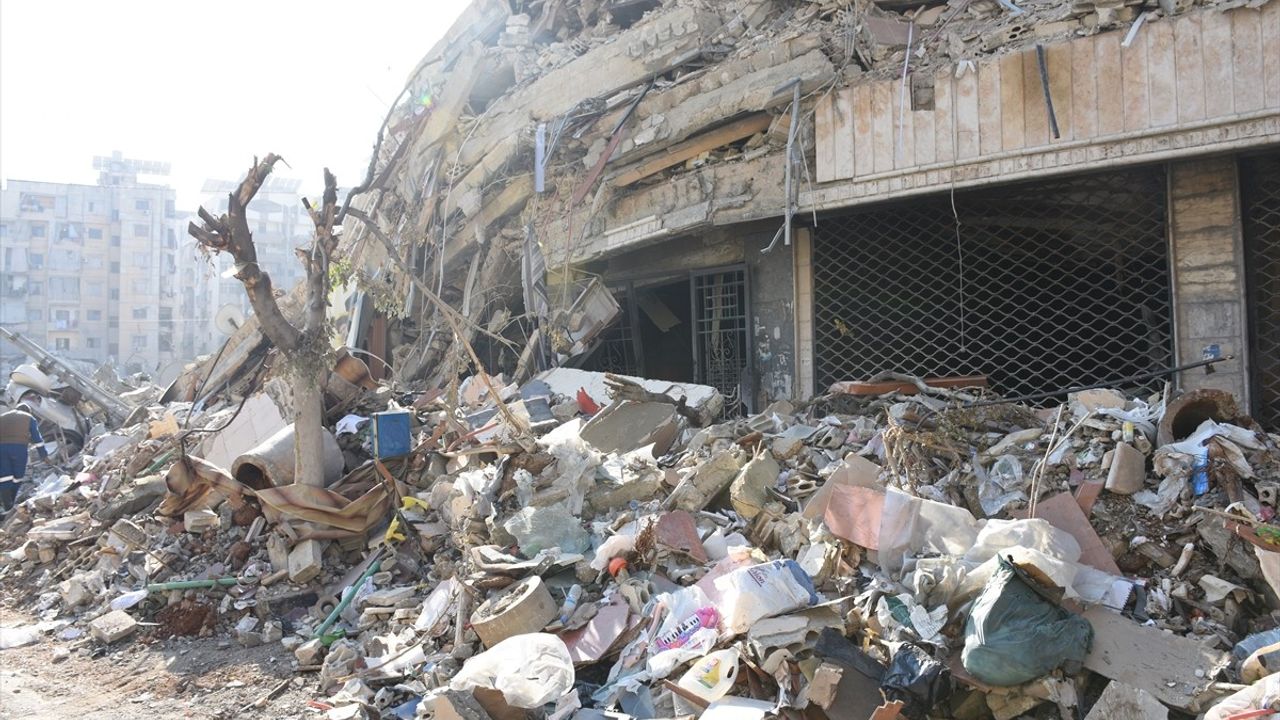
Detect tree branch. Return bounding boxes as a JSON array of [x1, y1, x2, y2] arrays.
[[188, 154, 302, 353]]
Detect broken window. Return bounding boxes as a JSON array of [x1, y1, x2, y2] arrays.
[[811, 167, 1173, 400]]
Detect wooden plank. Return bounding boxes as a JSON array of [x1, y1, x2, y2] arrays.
[[611, 113, 772, 186], [1232, 8, 1264, 113], [934, 69, 955, 163], [1121, 28, 1150, 132], [815, 94, 835, 183], [1147, 18, 1178, 127], [834, 90, 856, 181], [895, 79, 916, 169], [1046, 42, 1074, 141], [999, 52, 1026, 150], [978, 60, 1002, 156], [1096, 32, 1125, 134], [1174, 13, 1206, 122], [872, 81, 895, 174], [1082, 606, 1230, 711], [1022, 47, 1049, 146], [1202, 8, 1235, 117], [1071, 35, 1099, 140], [1265, 0, 1280, 109], [853, 83, 875, 177], [956, 66, 981, 159], [913, 102, 936, 166]]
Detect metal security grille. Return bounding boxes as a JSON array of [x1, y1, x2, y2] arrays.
[[811, 168, 1173, 400], [1243, 153, 1280, 431], [589, 291, 640, 376], [694, 268, 750, 414]]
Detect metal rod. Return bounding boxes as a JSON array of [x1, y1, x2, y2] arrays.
[[1036, 45, 1060, 139]]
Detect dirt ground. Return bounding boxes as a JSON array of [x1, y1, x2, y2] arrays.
[[0, 608, 319, 719]]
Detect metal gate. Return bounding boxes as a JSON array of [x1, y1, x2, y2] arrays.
[[693, 267, 751, 414], [811, 168, 1174, 399], [1242, 153, 1280, 430]]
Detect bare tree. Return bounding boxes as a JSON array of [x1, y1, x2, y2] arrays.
[[189, 155, 339, 487]]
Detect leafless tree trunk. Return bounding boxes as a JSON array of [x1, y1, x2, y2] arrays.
[[189, 155, 340, 487]]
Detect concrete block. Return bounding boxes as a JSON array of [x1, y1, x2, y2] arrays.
[[267, 533, 289, 573], [184, 508, 219, 532], [89, 609, 137, 643], [288, 539, 325, 584], [294, 637, 326, 665]]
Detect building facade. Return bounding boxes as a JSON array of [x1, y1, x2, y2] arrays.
[[0, 152, 184, 375]]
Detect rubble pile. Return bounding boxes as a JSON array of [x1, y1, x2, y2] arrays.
[[5, 349, 1280, 719]]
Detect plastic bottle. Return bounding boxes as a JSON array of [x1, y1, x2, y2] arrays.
[[677, 648, 741, 703], [559, 584, 583, 623]]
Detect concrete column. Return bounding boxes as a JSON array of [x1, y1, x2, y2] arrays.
[[1168, 157, 1249, 404], [793, 227, 815, 399]]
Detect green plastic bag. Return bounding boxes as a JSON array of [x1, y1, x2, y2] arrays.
[[961, 555, 1093, 686]]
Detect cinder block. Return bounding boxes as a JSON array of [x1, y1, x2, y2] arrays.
[[288, 539, 325, 584], [90, 610, 137, 643]]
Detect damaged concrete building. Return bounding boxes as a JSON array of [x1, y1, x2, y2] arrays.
[[338, 0, 1280, 425]]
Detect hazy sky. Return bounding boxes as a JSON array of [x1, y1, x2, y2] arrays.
[[0, 0, 470, 210]]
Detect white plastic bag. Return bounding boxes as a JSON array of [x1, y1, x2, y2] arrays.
[[451, 633, 574, 708], [713, 560, 818, 636], [1203, 672, 1280, 719]]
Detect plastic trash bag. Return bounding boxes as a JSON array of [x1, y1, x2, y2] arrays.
[[961, 556, 1093, 686], [1203, 672, 1280, 720], [881, 643, 951, 720], [976, 453, 1027, 516], [714, 560, 818, 636], [451, 633, 574, 708]]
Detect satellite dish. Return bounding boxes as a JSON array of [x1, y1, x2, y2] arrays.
[[156, 360, 185, 387], [214, 304, 245, 336]]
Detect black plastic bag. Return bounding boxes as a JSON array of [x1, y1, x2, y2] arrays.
[[881, 642, 951, 719]]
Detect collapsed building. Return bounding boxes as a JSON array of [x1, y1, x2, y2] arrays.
[[323, 0, 1280, 427], [6, 1, 1280, 719]]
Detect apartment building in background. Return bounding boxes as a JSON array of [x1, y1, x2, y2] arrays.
[[0, 152, 184, 376]]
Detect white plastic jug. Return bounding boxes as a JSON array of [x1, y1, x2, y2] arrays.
[[677, 648, 741, 703]]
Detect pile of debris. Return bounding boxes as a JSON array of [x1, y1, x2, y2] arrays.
[[5, 340, 1280, 719]]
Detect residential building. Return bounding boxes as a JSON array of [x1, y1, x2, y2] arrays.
[[0, 152, 183, 375]]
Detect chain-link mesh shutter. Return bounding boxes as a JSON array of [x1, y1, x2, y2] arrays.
[[811, 167, 1173, 401], [1243, 153, 1280, 431]]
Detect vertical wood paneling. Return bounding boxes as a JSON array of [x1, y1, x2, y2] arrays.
[[956, 66, 981, 158], [895, 80, 916, 169], [1147, 19, 1178, 126], [1071, 35, 1099, 140], [1263, 0, 1280, 108], [1232, 8, 1264, 113], [872, 81, 895, 173], [999, 52, 1026, 149], [811, 7, 1266, 186], [1022, 48, 1049, 146], [1046, 42, 1074, 141], [1096, 32, 1125, 134], [853, 83, 874, 178], [815, 94, 835, 182], [913, 105, 936, 166], [1121, 29, 1150, 131], [934, 69, 956, 163], [833, 90, 855, 180], [1174, 14, 1206, 122], [1202, 9, 1235, 116]]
